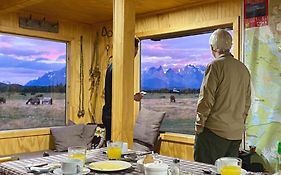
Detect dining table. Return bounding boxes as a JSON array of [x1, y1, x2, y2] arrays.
[[0, 147, 225, 175]]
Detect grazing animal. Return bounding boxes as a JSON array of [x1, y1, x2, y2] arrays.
[[170, 95, 176, 102], [36, 94, 43, 97], [26, 97, 40, 105], [0, 97, 6, 104], [42, 97, 52, 105]]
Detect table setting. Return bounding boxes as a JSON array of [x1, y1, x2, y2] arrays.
[[1, 141, 265, 175]]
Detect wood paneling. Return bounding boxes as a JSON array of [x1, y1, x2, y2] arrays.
[[0, 0, 43, 14], [160, 133, 195, 160], [112, 0, 135, 146], [0, 0, 227, 24], [0, 128, 53, 155], [0, 0, 242, 157]]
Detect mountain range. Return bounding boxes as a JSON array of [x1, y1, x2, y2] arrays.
[[1, 65, 205, 89], [141, 65, 206, 90], [25, 67, 66, 86]]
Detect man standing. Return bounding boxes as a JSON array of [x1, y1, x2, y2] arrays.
[[102, 38, 142, 141], [194, 29, 251, 164]]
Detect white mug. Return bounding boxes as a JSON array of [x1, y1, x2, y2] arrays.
[[144, 162, 169, 175], [122, 142, 128, 154], [61, 159, 82, 174]]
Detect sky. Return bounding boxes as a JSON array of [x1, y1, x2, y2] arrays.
[[141, 32, 214, 72], [0, 33, 66, 85], [0, 30, 231, 85]]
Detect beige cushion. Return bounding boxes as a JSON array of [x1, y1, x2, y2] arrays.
[[83, 124, 97, 148], [133, 108, 165, 151], [51, 125, 86, 152]]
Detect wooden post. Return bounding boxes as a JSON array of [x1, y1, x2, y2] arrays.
[[112, 0, 135, 147]]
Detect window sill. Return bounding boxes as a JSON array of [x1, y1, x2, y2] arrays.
[[160, 132, 195, 144], [0, 128, 52, 139]]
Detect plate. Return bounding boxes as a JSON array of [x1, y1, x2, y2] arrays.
[[89, 160, 131, 172], [53, 167, 90, 175]]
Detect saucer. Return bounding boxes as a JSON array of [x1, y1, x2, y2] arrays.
[[53, 167, 90, 175]]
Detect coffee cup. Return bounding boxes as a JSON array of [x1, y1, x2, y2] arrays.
[[61, 159, 82, 174], [144, 162, 169, 175]]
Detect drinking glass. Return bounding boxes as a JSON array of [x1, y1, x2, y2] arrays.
[[68, 146, 86, 165], [219, 157, 242, 175], [107, 141, 122, 160]]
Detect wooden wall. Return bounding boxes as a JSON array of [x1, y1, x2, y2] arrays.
[[0, 0, 241, 157]]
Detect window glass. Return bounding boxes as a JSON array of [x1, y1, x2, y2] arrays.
[[140, 31, 222, 134], [0, 33, 67, 130]]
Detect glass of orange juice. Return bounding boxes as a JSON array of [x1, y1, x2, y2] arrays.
[[221, 165, 241, 175], [219, 157, 242, 175], [107, 141, 122, 160], [68, 146, 86, 165]]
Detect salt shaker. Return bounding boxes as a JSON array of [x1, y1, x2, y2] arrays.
[[170, 158, 180, 175]]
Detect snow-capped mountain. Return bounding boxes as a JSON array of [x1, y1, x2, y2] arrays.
[[25, 67, 66, 86], [141, 65, 205, 90]]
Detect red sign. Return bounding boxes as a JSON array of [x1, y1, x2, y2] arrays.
[[244, 0, 268, 28]]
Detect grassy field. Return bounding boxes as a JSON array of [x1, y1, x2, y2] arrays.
[[0, 92, 198, 134], [0, 93, 65, 130], [141, 93, 198, 135]]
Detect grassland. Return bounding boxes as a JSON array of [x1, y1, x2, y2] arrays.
[[141, 93, 198, 135], [0, 92, 65, 130], [0, 92, 198, 134]]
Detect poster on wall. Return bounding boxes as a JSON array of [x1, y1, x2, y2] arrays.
[[244, 0, 268, 28], [244, 0, 281, 172]]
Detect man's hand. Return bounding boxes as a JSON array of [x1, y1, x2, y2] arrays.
[[134, 92, 143, 102]]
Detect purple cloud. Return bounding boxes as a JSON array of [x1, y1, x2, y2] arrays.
[[141, 33, 214, 70], [0, 47, 47, 57], [0, 34, 66, 85]]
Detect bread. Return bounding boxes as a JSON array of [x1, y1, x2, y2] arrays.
[[143, 154, 154, 164]]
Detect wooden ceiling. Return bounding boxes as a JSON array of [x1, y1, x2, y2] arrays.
[[0, 0, 222, 24]]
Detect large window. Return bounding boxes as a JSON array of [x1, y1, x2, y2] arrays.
[[0, 33, 67, 130], [140, 31, 228, 135]]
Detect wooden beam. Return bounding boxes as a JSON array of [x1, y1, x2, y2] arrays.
[[112, 0, 135, 147], [0, 0, 44, 14]]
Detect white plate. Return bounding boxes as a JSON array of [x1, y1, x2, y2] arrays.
[[211, 167, 247, 175], [53, 167, 90, 175], [89, 160, 131, 172]]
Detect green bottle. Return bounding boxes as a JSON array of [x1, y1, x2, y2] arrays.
[[277, 142, 281, 174]]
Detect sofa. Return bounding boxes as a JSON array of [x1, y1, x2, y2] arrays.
[[4, 123, 105, 160]]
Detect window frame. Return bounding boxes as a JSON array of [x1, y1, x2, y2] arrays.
[[0, 26, 71, 132], [135, 16, 241, 136]]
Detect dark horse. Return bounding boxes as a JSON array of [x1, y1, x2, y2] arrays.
[[170, 95, 176, 102], [26, 97, 40, 105], [0, 97, 6, 104]]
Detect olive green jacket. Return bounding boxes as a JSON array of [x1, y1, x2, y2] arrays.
[[196, 53, 251, 140]]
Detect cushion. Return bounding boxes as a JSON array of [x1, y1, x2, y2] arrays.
[[133, 142, 151, 152], [133, 108, 165, 151], [51, 125, 85, 152], [83, 124, 97, 148]]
